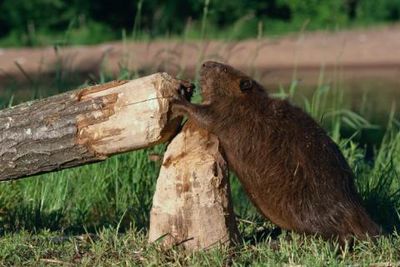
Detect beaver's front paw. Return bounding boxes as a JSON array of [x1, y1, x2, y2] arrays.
[[170, 95, 190, 117], [178, 82, 195, 101]]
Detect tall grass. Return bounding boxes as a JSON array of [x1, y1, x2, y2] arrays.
[[0, 148, 162, 234]]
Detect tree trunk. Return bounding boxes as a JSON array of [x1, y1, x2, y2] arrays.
[[149, 121, 239, 250], [0, 73, 193, 181]]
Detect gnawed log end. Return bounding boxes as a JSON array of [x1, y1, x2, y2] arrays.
[[0, 73, 193, 181]]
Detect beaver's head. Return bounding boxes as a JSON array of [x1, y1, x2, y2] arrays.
[[200, 61, 265, 102]]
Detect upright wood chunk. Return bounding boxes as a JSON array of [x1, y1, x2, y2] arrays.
[[0, 73, 192, 181], [149, 122, 239, 250]]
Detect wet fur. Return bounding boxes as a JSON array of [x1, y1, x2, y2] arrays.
[[172, 61, 381, 244]]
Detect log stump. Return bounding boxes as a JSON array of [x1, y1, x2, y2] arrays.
[[149, 122, 239, 250]]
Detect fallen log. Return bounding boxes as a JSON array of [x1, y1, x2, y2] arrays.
[[0, 73, 193, 181], [149, 121, 239, 250]]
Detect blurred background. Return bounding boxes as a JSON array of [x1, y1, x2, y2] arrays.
[[0, 0, 399, 238], [1, 0, 400, 45]]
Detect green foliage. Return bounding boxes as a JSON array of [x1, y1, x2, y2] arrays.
[[356, 0, 400, 22], [1, 0, 400, 46], [277, 0, 349, 29], [1, 0, 71, 32]]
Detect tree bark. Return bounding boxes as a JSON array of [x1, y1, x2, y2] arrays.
[[0, 73, 193, 181], [149, 122, 239, 250]]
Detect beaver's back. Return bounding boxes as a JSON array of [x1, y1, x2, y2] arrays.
[[213, 97, 380, 241]]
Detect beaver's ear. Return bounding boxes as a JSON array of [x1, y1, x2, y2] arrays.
[[240, 79, 253, 91]]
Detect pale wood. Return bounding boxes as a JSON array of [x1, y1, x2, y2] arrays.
[[148, 122, 239, 250], [0, 73, 190, 181]]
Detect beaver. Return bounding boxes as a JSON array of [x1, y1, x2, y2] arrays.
[[172, 61, 381, 244]]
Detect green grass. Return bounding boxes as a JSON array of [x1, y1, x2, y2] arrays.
[[1, 228, 400, 266]]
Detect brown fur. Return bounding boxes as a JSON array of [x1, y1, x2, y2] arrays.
[[172, 61, 381, 244]]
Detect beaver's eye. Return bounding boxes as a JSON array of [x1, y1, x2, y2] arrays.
[[223, 67, 228, 73], [240, 79, 253, 91]]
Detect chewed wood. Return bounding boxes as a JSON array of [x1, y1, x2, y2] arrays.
[[149, 121, 239, 250], [0, 73, 190, 181]]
